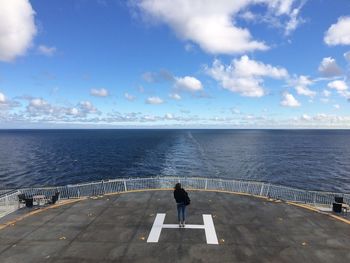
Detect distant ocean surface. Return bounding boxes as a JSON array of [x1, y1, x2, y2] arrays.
[[0, 129, 350, 193]]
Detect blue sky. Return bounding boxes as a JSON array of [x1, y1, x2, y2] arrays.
[[0, 0, 350, 128]]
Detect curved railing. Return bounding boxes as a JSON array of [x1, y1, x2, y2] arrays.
[[1, 177, 349, 218]]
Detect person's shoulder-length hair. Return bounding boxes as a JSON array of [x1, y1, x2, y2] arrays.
[[174, 183, 181, 190]]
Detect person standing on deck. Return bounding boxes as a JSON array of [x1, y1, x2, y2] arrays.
[[173, 183, 190, 227]]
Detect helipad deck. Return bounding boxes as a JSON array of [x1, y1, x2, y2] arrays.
[[0, 191, 349, 262]]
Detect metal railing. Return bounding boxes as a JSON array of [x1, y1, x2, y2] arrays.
[[0, 190, 21, 218], [0, 177, 349, 218]]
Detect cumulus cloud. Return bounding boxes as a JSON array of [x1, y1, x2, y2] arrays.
[[90, 88, 109, 97], [240, 0, 305, 36], [169, 93, 181, 100], [323, 89, 331, 97], [345, 51, 350, 62], [175, 76, 203, 92], [284, 4, 303, 36], [295, 113, 350, 127], [134, 0, 269, 54], [280, 92, 300, 107], [124, 92, 136, 101], [67, 107, 79, 116], [301, 114, 311, 121], [146, 96, 164, 104], [164, 113, 173, 120], [327, 80, 348, 91], [324, 16, 350, 46], [133, 0, 305, 54], [318, 57, 342, 77], [0, 92, 21, 111], [26, 98, 52, 116], [0, 92, 5, 103], [78, 101, 99, 115], [239, 11, 256, 21], [0, 0, 37, 62], [37, 45, 57, 56], [206, 55, 288, 97], [289, 75, 316, 97], [327, 80, 349, 98]]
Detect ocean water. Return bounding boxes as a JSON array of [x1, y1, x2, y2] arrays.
[[0, 129, 350, 192]]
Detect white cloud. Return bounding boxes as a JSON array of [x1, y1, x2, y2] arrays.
[[295, 113, 350, 127], [289, 75, 316, 97], [318, 57, 342, 77], [146, 96, 164, 104], [240, 0, 304, 36], [134, 0, 271, 54], [345, 51, 350, 62], [169, 93, 181, 100], [0, 92, 20, 111], [37, 45, 56, 56], [280, 92, 300, 107], [327, 80, 348, 91], [164, 113, 173, 120], [301, 114, 311, 121], [90, 88, 109, 97], [324, 16, 350, 46], [327, 80, 350, 98], [124, 92, 136, 101], [268, 0, 294, 15], [134, 0, 305, 54], [323, 89, 331, 97], [78, 101, 99, 115], [26, 98, 54, 116], [284, 5, 302, 36], [206, 55, 288, 97], [0, 92, 6, 103], [239, 11, 255, 21], [67, 107, 79, 116], [175, 76, 203, 92], [0, 0, 37, 62], [334, 104, 340, 110]]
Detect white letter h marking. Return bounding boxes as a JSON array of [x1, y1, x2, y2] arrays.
[[147, 213, 218, 245]]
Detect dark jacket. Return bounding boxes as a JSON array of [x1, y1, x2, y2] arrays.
[[174, 188, 188, 203]]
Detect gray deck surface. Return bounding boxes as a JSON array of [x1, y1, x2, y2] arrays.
[[0, 190, 350, 263]]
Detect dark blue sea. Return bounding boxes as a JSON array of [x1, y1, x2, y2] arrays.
[[0, 129, 350, 192]]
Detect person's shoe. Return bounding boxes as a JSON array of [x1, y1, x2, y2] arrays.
[[179, 222, 182, 227], [182, 221, 186, 227]]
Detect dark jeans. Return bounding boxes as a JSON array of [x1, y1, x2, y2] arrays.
[[177, 202, 186, 222]]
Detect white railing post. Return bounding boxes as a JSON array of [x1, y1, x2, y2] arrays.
[[259, 183, 264, 196], [102, 180, 106, 194], [313, 192, 316, 206], [5, 194, 9, 209], [266, 183, 271, 198], [205, 179, 208, 190], [124, 180, 128, 192]]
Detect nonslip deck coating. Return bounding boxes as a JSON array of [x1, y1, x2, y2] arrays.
[[0, 191, 350, 263]]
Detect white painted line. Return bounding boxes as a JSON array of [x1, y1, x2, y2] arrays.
[[203, 214, 219, 245], [147, 213, 165, 243], [162, 224, 205, 229], [147, 213, 219, 245]]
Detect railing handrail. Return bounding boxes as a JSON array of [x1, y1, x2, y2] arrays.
[[2, 175, 349, 195], [6, 176, 349, 196], [1, 177, 349, 219]]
